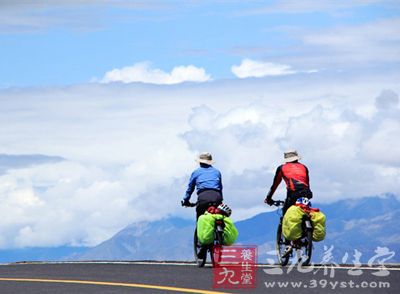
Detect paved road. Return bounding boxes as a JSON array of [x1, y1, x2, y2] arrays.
[[0, 262, 398, 293]]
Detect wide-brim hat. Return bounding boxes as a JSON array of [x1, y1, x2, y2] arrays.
[[196, 152, 214, 165], [284, 149, 301, 163]]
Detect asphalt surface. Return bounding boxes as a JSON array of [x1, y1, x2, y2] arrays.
[[0, 262, 398, 293]]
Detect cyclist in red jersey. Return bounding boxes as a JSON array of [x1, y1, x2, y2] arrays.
[[264, 150, 313, 214]]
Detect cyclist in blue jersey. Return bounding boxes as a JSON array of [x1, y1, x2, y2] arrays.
[[182, 152, 223, 219]]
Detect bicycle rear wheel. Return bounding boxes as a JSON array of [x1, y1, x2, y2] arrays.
[[276, 221, 290, 266], [194, 228, 206, 267]]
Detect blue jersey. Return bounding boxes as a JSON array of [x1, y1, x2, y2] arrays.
[[184, 166, 223, 200]]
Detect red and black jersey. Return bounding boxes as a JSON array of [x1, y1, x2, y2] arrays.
[[267, 162, 310, 198]]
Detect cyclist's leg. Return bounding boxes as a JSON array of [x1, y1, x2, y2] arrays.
[[196, 190, 223, 259], [196, 200, 210, 219], [283, 192, 296, 215], [194, 201, 208, 259], [282, 191, 298, 247]]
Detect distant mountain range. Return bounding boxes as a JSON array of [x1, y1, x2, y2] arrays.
[[1, 195, 398, 263], [0, 246, 88, 263], [73, 194, 400, 264]]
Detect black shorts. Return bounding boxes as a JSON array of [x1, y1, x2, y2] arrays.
[[283, 189, 313, 215], [196, 189, 223, 219]]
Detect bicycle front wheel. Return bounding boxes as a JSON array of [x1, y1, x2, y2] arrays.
[[276, 222, 289, 266], [194, 228, 206, 267]]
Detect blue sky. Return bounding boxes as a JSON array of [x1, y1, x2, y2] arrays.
[[1, 1, 399, 87], [0, 1, 399, 249]]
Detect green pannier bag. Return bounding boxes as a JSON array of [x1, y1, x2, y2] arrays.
[[197, 213, 239, 246], [282, 205, 305, 241], [310, 210, 326, 242], [222, 216, 239, 246], [197, 213, 216, 245]]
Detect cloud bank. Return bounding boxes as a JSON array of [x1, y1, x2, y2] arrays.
[[0, 1, 172, 33], [0, 72, 399, 248], [242, 0, 387, 15], [100, 62, 211, 84]]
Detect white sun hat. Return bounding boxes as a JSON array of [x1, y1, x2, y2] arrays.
[[284, 149, 301, 163], [196, 152, 214, 165]]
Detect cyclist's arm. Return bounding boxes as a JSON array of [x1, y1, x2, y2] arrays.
[[305, 165, 313, 199], [184, 171, 197, 200], [219, 171, 223, 192], [266, 165, 283, 199], [219, 171, 224, 200]]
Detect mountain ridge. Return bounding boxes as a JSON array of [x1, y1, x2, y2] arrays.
[[73, 194, 400, 263], [0, 195, 398, 263]]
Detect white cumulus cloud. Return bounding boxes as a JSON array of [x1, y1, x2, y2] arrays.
[[100, 62, 211, 84], [231, 58, 298, 78], [182, 90, 400, 213]]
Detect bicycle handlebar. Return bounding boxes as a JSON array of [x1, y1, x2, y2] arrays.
[[272, 200, 285, 207], [181, 200, 197, 207]]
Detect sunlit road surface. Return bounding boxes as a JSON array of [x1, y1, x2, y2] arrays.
[[0, 262, 399, 293]]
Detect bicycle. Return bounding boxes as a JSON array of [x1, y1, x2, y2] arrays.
[[181, 200, 224, 267], [273, 199, 313, 266]]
